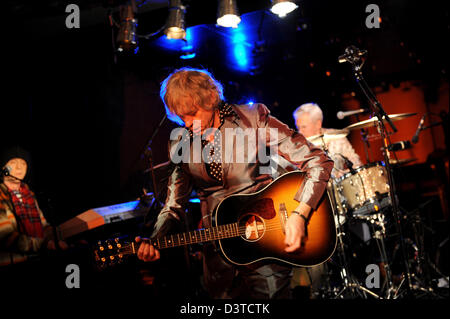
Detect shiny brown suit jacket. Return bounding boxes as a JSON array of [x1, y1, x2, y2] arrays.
[[152, 103, 334, 297]]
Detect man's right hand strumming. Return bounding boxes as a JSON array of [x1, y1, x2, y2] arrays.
[[135, 236, 161, 262]]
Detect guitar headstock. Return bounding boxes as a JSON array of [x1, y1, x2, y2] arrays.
[[93, 237, 134, 270]]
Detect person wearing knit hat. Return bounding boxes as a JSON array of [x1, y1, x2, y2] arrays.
[[0, 145, 67, 276]]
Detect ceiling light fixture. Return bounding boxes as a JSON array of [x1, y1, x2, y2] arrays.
[[217, 0, 241, 28], [165, 0, 186, 39], [270, 0, 298, 18]]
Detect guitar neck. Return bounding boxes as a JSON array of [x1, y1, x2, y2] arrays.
[[122, 222, 241, 255], [154, 222, 241, 249]]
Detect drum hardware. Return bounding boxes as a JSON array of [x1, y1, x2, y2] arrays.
[[363, 212, 399, 299], [340, 45, 414, 296], [326, 183, 382, 299], [393, 202, 449, 298], [389, 158, 417, 166]]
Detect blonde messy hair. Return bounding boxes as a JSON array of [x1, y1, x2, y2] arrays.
[[160, 67, 224, 126]]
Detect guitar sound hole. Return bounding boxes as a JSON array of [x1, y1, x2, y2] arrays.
[[238, 214, 265, 242]]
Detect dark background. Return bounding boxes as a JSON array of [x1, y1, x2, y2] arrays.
[[4, 0, 448, 224]]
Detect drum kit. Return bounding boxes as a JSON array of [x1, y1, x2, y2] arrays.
[[307, 112, 444, 299]]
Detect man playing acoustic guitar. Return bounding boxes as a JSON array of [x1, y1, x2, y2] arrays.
[[136, 68, 334, 299]]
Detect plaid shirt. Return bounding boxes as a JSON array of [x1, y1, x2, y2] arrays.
[[0, 182, 47, 265], [9, 184, 44, 238]]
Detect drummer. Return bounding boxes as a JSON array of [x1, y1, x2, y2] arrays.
[[293, 103, 363, 178], [291, 102, 363, 299]]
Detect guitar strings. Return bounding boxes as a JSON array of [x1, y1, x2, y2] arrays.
[[103, 223, 291, 255], [98, 222, 300, 264], [144, 226, 286, 249]]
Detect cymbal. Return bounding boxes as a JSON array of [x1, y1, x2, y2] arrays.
[[307, 129, 349, 145], [389, 158, 417, 166], [345, 113, 417, 131]]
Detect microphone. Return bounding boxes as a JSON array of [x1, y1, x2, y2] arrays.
[[411, 114, 426, 144], [1, 165, 11, 176], [337, 109, 368, 120], [387, 140, 412, 152], [338, 46, 367, 64], [1, 165, 23, 181]]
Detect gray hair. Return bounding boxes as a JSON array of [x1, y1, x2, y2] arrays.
[[293, 103, 323, 123]]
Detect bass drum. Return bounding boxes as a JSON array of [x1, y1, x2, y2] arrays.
[[334, 161, 391, 217]]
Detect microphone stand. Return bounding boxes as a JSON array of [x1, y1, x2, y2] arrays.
[[356, 114, 371, 163], [345, 49, 413, 298], [138, 113, 168, 228], [141, 113, 167, 202]]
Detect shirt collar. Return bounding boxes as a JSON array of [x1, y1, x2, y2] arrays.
[[183, 101, 239, 141], [217, 101, 239, 128]]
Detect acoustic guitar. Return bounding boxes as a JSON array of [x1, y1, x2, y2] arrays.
[[94, 171, 337, 268]]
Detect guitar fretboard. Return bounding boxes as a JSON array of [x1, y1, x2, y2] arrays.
[[149, 222, 241, 249]]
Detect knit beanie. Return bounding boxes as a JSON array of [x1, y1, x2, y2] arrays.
[[0, 145, 32, 181]]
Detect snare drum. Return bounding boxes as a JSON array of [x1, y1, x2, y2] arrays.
[[334, 161, 391, 216]]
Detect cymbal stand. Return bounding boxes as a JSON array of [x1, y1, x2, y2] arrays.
[[333, 219, 381, 299], [355, 114, 371, 163], [360, 212, 397, 298], [360, 128, 371, 163], [326, 181, 381, 299], [399, 203, 447, 298], [341, 46, 413, 296]]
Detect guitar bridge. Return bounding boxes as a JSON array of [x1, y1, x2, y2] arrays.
[[279, 203, 288, 234]]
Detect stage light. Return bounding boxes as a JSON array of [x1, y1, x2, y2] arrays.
[[217, 0, 241, 28], [165, 0, 186, 40], [116, 0, 138, 52], [270, 0, 298, 18]]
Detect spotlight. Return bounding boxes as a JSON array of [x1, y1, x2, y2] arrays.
[[116, 0, 138, 52], [270, 0, 298, 18], [165, 0, 186, 40], [217, 0, 241, 28]]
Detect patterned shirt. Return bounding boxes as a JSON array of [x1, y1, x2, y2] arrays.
[[185, 101, 238, 182], [0, 183, 48, 266]]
